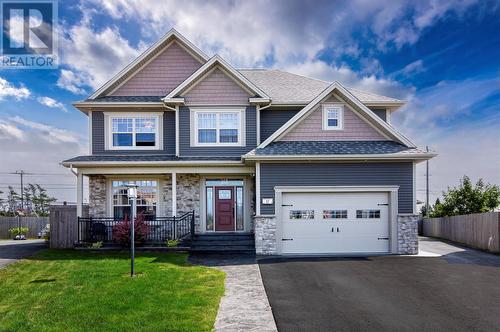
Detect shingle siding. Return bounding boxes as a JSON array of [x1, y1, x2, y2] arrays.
[[260, 109, 300, 142], [259, 162, 413, 214], [110, 41, 202, 96], [91, 111, 176, 155], [179, 106, 257, 156], [184, 68, 251, 105]]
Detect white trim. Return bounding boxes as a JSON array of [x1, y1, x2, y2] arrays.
[[256, 162, 261, 216], [175, 105, 180, 156], [88, 111, 93, 154], [190, 108, 246, 147], [322, 103, 344, 131], [76, 171, 83, 217], [272, 185, 399, 255], [172, 172, 177, 217], [89, 29, 209, 99], [104, 112, 163, 150], [75, 166, 254, 175], [258, 81, 416, 148], [164, 55, 270, 101], [256, 105, 261, 145], [413, 162, 417, 214]]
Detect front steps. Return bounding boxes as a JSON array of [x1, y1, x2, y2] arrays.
[[190, 233, 255, 254]]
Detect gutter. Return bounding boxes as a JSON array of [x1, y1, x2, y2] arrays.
[[242, 152, 437, 162]]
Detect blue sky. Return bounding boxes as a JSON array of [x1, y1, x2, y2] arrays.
[[0, 0, 499, 205]]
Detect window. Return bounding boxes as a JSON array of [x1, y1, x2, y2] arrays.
[[193, 109, 244, 146], [218, 189, 232, 200], [356, 209, 381, 219], [112, 180, 158, 220], [206, 187, 214, 231], [322, 104, 344, 130], [107, 113, 161, 149], [289, 210, 315, 220], [323, 210, 348, 219]]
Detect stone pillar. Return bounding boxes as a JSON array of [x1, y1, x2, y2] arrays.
[[88, 175, 107, 217], [397, 214, 419, 254], [254, 216, 277, 255], [177, 174, 201, 232]]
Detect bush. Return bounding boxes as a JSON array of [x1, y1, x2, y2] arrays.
[[9, 227, 29, 238], [112, 214, 149, 247], [89, 241, 103, 249], [166, 239, 180, 247]]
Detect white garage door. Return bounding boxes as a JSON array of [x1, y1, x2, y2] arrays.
[[281, 192, 390, 254]]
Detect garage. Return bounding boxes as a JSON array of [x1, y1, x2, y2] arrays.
[[279, 190, 392, 254]]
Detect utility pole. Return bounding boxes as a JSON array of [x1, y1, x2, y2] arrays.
[[15, 170, 25, 211], [425, 146, 429, 218]]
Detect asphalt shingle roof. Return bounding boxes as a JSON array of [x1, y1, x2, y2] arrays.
[[239, 69, 404, 105], [63, 155, 242, 163], [250, 141, 421, 156], [84, 96, 164, 103]]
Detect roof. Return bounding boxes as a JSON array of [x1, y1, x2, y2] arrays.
[[84, 96, 164, 103], [239, 69, 404, 106], [63, 155, 241, 163], [244, 141, 435, 161]]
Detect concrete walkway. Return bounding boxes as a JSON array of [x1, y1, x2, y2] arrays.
[[0, 239, 46, 268], [189, 254, 277, 332]]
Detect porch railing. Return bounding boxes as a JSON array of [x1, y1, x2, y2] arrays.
[[77, 211, 195, 245]]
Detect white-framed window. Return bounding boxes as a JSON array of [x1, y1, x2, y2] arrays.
[[192, 109, 245, 146], [322, 104, 344, 130], [105, 113, 162, 150], [111, 180, 158, 220]]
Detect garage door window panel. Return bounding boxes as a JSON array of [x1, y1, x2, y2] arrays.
[[289, 210, 314, 220], [356, 209, 381, 219], [323, 210, 348, 219]]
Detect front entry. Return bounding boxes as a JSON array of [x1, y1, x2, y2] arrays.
[[215, 186, 235, 231]]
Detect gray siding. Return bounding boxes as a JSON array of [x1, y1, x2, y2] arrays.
[[370, 109, 387, 122], [260, 109, 300, 142], [179, 106, 256, 156], [91, 111, 175, 155], [259, 162, 413, 214]]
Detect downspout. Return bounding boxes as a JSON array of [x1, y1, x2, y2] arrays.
[[69, 164, 77, 176]]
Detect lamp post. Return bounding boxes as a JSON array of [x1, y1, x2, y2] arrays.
[[126, 184, 138, 277]]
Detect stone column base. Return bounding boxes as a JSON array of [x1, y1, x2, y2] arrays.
[[254, 216, 277, 255], [397, 214, 419, 254]]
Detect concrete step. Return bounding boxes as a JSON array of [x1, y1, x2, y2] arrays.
[[192, 239, 255, 246]]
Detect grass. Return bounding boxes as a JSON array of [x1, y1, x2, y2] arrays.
[[0, 250, 225, 332]]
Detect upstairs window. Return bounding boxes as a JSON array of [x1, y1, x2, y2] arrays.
[[106, 113, 161, 150], [193, 109, 244, 146], [322, 104, 344, 130]]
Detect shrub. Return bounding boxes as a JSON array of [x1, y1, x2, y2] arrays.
[[9, 227, 29, 238], [166, 239, 180, 247], [89, 241, 103, 249], [112, 214, 149, 247]]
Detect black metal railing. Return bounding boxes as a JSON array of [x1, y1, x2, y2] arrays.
[[77, 211, 195, 245]]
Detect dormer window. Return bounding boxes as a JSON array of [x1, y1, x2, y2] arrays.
[[192, 108, 245, 147], [322, 104, 344, 130], [105, 112, 162, 150]]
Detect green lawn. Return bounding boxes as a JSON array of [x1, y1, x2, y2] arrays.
[[0, 250, 225, 332]]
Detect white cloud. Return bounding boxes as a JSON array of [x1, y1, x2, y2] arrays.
[[56, 69, 88, 95], [8, 116, 80, 144], [0, 121, 24, 140], [0, 77, 31, 100], [37, 96, 67, 112]]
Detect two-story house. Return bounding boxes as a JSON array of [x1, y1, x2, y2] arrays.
[[62, 29, 436, 255]]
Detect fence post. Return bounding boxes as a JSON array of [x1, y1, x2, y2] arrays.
[[190, 210, 195, 238]]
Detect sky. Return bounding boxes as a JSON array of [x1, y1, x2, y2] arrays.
[[0, 0, 499, 208]]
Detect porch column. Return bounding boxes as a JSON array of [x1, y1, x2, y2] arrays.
[[171, 172, 177, 216], [76, 171, 83, 217]]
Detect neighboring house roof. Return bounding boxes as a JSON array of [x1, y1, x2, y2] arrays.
[[243, 141, 435, 161], [88, 29, 209, 99], [239, 69, 404, 106], [163, 55, 270, 103], [259, 81, 416, 148], [83, 96, 164, 103]]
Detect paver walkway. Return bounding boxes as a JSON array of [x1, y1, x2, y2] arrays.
[[0, 239, 46, 268], [189, 254, 277, 332]]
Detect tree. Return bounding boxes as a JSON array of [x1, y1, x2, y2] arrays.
[[7, 186, 20, 214], [429, 176, 500, 217]]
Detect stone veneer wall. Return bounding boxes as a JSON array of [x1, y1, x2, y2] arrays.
[[88, 175, 106, 217], [177, 174, 201, 232], [397, 214, 419, 254], [254, 216, 277, 255]]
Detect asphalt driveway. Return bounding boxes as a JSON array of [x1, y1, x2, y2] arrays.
[[0, 239, 46, 268], [259, 238, 500, 332]]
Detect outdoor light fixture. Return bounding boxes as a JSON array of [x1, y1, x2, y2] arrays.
[[126, 183, 138, 277]]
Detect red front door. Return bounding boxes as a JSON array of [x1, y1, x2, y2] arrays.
[[215, 186, 235, 231]]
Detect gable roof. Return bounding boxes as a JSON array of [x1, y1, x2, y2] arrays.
[[239, 69, 405, 107], [163, 55, 270, 103], [88, 29, 209, 99], [259, 81, 416, 148]]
